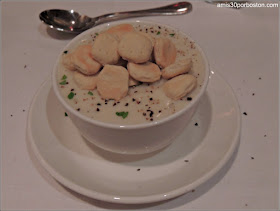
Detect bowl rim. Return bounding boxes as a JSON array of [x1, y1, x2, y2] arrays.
[[52, 20, 210, 129]]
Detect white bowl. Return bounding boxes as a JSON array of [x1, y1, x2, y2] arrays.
[[52, 21, 210, 154]]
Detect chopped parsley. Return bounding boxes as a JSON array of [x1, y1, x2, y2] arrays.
[[88, 91, 93, 96], [59, 75, 68, 85], [68, 92, 75, 99], [156, 31, 161, 35], [59, 80, 67, 85], [116, 111, 128, 119], [169, 33, 175, 37], [95, 33, 99, 36]]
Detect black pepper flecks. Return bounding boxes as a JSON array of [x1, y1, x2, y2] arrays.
[[125, 103, 129, 106], [187, 97, 192, 101], [149, 98, 153, 101], [24, 65, 27, 69], [63, 50, 68, 54], [147, 110, 154, 117], [96, 108, 100, 112], [194, 123, 198, 126], [264, 134, 267, 137], [143, 113, 146, 116], [184, 160, 189, 163], [71, 89, 74, 91], [251, 156, 254, 160], [137, 168, 141, 171], [76, 108, 80, 111], [243, 112, 247, 116], [10, 114, 13, 117], [259, 77, 262, 80], [113, 103, 117, 106], [132, 98, 136, 102], [252, 93, 255, 96], [191, 189, 195, 193], [97, 103, 101, 106]]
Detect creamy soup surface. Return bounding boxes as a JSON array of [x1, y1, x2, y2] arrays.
[[57, 23, 206, 125]]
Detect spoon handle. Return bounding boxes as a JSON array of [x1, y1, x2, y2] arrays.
[[94, 2, 191, 25]]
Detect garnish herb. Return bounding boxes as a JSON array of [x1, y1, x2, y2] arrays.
[[169, 33, 175, 37], [59, 80, 67, 85], [88, 91, 93, 95], [68, 92, 75, 99], [156, 31, 161, 35], [59, 75, 68, 85], [95, 33, 99, 36], [116, 111, 129, 119]]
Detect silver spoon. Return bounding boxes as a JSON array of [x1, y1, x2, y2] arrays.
[[39, 2, 192, 34]]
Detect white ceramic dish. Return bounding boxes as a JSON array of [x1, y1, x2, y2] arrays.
[[52, 20, 210, 154], [27, 70, 241, 204]]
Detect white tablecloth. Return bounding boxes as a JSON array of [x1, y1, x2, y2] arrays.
[[1, 0, 279, 210]]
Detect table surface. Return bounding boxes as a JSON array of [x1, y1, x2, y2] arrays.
[[1, 0, 279, 210]]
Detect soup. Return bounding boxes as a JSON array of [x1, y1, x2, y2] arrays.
[[56, 23, 205, 125]]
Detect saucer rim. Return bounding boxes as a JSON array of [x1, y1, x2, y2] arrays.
[[27, 70, 241, 204]]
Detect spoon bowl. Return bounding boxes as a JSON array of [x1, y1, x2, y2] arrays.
[[39, 2, 192, 34], [40, 9, 93, 33]]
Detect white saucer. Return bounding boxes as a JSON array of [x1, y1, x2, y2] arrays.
[[27, 71, 241, 204]]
